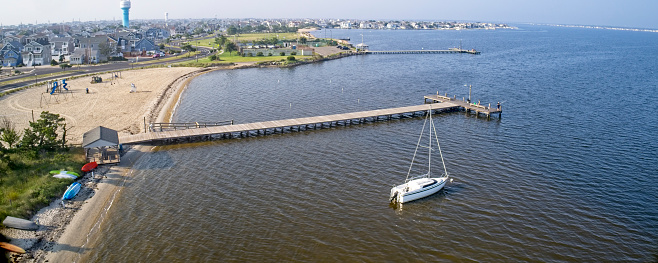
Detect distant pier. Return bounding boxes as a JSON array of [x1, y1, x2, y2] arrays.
[[364, 49, 480, 55]]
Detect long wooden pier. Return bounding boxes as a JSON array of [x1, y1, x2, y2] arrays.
[[119, 94, 501, 145], [365, 49, 480, 55], [119, 102, 460, 145]]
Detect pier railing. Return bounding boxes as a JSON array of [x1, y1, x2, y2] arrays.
[[149, 121, 233, 132]]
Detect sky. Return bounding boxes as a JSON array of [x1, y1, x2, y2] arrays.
[[2, 0, 657, 29]]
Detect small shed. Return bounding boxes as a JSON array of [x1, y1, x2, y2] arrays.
[[82, 126, 121, 164]]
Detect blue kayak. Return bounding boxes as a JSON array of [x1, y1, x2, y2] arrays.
[[62, 182, 81, 200]]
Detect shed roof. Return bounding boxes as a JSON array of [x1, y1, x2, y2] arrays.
[[82, 126, 119, 148]]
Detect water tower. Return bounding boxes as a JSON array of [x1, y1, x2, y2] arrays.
[[120, 0, 131, 28]]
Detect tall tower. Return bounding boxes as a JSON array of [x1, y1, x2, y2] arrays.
[[165, 12, 168, 27], [120, 0, 131, 28]]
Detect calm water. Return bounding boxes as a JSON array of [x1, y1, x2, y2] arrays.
[[82, 26, 658, 262]]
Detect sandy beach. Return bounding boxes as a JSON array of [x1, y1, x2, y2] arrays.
[[0, 67, 201, 145], [0, 66, 208, 262]]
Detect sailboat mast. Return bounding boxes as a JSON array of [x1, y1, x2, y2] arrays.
[[428, 107, 432, 177]]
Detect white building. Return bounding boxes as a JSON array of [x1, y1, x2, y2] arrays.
[[22, 41, 51, 66]]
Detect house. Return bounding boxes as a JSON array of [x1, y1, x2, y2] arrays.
[[50, 37, 75, 61], [22, 40, 52, 66], [145, 28, 170, 41], [113, 31, 140, 52], [0, 41, 24, 66], [24, 34, 49, 45], [75, 36, 110, 63], [2, 49, 22, 67], [132, 38, 159, 56], [69, 48, 86, 65]]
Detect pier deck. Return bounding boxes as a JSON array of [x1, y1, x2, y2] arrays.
[[424, 94, 502, 117], [119, 102, 459, 145], [365, 49, 480, 55]]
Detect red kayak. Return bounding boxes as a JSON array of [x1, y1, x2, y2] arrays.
[[81, 162, 98, 172]]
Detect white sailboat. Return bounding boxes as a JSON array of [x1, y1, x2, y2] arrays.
[[390, 106, 450, 204]]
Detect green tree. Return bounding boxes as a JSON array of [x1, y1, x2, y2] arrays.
[[269, 36, 279, 45], [60, 63, 72, 70], [98, 42, 113, 58], [227, 25, 238, 35], [19, 111, 66, 152], [0, 117, 20, 149], [59, 55, 65, 63], [214, 35, 228, 48], [209, 54, 217, 61], [299, 36, 307, 45], [225, 42, 237, 56]]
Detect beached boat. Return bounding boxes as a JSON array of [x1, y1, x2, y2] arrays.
[[81, 162, 98, 173], [50, 170, 79, 178], [0, 242, 26, 254], [389, 106, 450, 204], [62, 182, 81, 200]]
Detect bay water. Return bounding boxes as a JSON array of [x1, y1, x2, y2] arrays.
[[82, 25, 658, 262]]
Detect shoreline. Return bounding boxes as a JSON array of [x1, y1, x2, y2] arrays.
[[1, 67, 211, 262], [3, 47, 351, 261]]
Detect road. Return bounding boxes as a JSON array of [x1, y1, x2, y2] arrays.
[[0, 46, 212, 93]]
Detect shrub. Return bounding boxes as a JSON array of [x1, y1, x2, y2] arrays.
[[291, 52, 297, 55], [280, 52, 285, 56], [268, 53, 272, 56], [209, 55, 217, 61], [50, 59, 58, 66], [287, 56, 296, 61], [256, 52, 264, 56]]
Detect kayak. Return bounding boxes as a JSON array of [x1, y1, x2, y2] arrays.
[[51, 170, 79, 179], [62, 182, 81, 200], [81, 162, 98, 172], [0, 242, 26, 254], [50, 170, 79, 177]]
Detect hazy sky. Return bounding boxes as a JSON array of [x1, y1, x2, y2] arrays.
[[3, 0, 657, 29]]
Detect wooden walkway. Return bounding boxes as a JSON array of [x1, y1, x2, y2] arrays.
[[119, 102, 460, 145], [365, 49, 480, 55], [424, 94, 502, 117]]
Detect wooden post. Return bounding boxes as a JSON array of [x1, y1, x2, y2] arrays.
[[143, 117, 146, 133]]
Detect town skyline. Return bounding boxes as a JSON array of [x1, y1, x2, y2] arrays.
[[2, 0, 658, 29]]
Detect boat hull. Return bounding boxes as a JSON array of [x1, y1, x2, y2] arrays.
[[81, 162, 98, 172], [63, 182, 81, 200], [391, 177, 447, 204]]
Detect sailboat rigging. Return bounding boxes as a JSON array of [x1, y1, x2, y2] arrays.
[[389, 106, 450, 204]]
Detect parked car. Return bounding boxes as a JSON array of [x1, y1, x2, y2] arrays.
[[152, 54, 160, 58]]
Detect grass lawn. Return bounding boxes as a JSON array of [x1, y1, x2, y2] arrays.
[[132, 51, 201, 65], [175, 51, 307, 66], [219, 52, 305, 63], [229, 32, 300, 42], [0, 148, 86, 222]]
